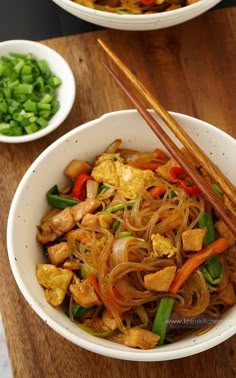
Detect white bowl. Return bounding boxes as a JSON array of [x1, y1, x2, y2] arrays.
[[0, 40, 76, 143], [52, 0, 222, 31], [7, 109, 236, 361]]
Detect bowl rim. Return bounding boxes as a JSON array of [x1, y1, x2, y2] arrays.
[[7, 109, 236, 361], [0, 39, 76, 144], [52, 0, 222, 21]]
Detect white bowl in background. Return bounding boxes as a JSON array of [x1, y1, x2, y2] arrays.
[[52, 0, 222, 31], [7, 109, 236, 361], [0, 40, 76, 143]]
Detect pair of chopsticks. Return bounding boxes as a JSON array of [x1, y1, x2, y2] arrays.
[[97, 38, 236, 237]]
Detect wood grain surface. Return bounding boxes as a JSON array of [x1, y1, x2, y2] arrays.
[[1, 6, 236, 378]]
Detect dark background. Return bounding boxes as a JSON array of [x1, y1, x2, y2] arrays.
[[0, 0, 235, 41]]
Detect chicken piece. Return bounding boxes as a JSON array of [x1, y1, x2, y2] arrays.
[[92, 156, 156, 199], [182, 228, 207, 252], [151, 233, 177, 258], [37, 208, 76, 244], [124, 328, 160, 350], [64, 160, 92, 181], [69, 279, 102, 308], [36, 264, 72, 307], [215, 219, 236, 246], [156, 158, 180, 182], [47, 242, 71, 266], [80, 213, 99, 228], [102, 310, 118, 331], [144, 266, 176, 292], [70, 198, 101, 222]]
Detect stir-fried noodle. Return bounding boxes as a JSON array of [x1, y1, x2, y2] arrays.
[[72, 0, 201, 15], [36, 139, 236, 349]]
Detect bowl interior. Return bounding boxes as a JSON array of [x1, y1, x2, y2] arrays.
[[7, 109, 236, 361], [0, 40, 75, 143]]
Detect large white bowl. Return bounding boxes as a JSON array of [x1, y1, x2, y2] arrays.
[[52, 0, 222, 31], [0, 40, 76, 143], [7, 109, 236, 361]]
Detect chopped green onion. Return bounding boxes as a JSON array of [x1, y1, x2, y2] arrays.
[[0, 51, 62, 137], [212, 183, 224, 196], [119, 231, 132, 238], [112, 220, 120, 230], [152, 297, 174, 346], [25, 123, 38, 134], [106, 198, 142, 213]]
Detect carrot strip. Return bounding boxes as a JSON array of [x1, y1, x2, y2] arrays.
[[87, 273, 102, 300], [113, 286, 124, 301], [169, 238, 229, 294], [127, 161, 162, 170], [149, 184, 166, 198], [154, 148, 169, 161]]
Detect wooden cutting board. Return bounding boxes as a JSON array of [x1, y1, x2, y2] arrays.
[[1, 6, 236, 378]]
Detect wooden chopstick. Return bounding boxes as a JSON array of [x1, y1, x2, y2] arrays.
[[97, 38, 236, 208], [101, 60, 236, 237]]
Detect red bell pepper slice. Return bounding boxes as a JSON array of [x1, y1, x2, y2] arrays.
[[141, 0, 155, 4], [72, 172, 93, 200], [169, 166, 201, 195]]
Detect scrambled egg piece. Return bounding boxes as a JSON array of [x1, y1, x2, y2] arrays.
[[151, 233, 177, 258], [36, 264, 72, 307], [92, 153, 156, 199], [102, 310, 118, 331], [144, 266, 176, 292]]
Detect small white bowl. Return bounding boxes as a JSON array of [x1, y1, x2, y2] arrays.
[[0, 40, 76, 143], [52, 0, 222, 31], [7, 109, 236, 361]]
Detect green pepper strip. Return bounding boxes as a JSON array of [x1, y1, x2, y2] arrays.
[[198, 212, 223, 283], [66, 304, 94, 320], [198, 212, 215, 246], [47, 185, 79, 209], [201, 266, 224, 285], [152, 297, 174, 346]]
